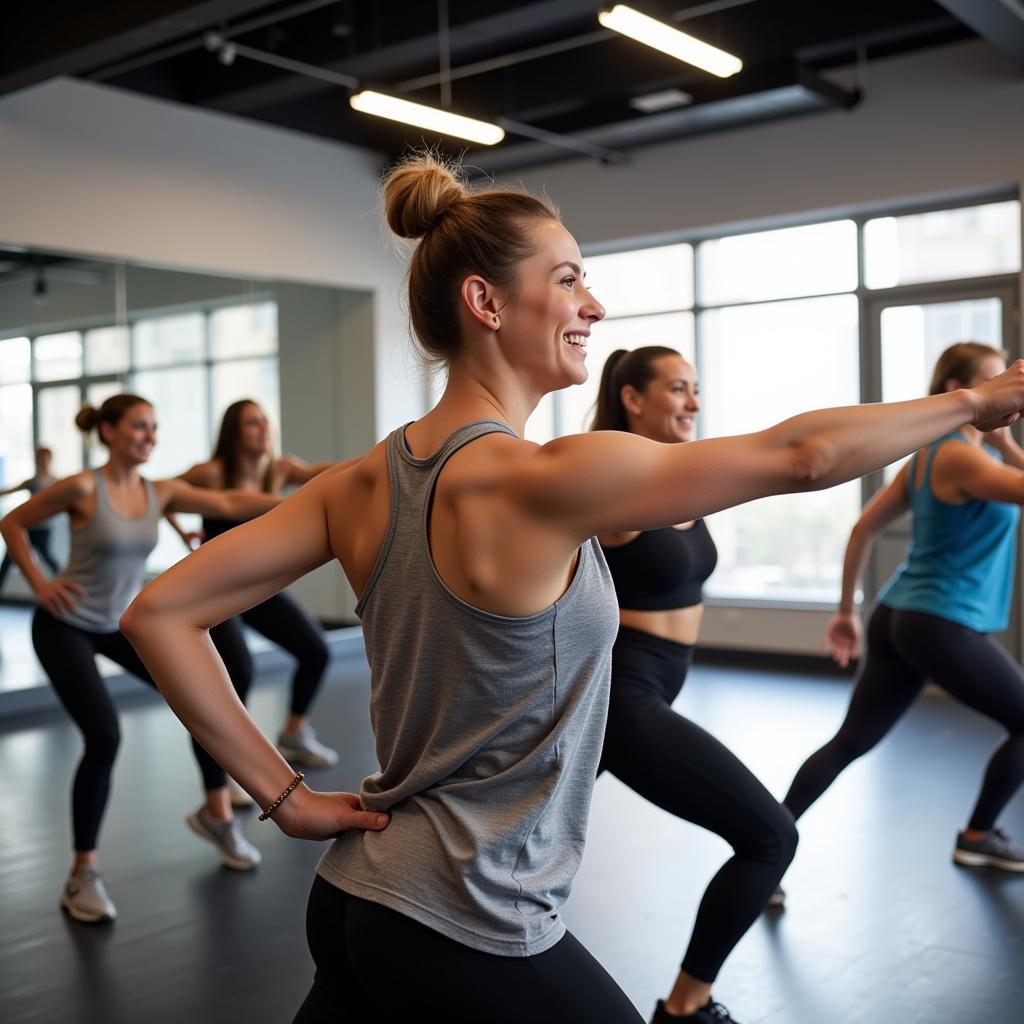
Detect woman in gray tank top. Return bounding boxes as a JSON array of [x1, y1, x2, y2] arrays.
[[122, 156, 1024, 1023], [0, 394, 278, 925]]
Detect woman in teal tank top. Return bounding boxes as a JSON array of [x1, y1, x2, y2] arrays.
[[784, 342, 1024, 877]]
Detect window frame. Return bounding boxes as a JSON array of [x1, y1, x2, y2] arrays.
[[576, 190, 1022, 610]]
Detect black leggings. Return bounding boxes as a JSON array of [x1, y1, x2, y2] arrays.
[[293, 876, 644, 1024], [0, 528, 60, 590], [785, 604, 1024, 832], [33, 607, 252, 852], [599, 627, 798, 984], [239, 592, 329, 717]]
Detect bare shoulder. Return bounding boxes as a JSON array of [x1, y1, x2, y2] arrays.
[[179, 459, 222, 488]]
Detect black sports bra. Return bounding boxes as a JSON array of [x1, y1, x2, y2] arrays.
[[601, 520, 718, 611]]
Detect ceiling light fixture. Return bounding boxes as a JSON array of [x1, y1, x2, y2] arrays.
[[599, 5, 743, 78], [349, 91, 505, 145], [630, 88, 693, 113]]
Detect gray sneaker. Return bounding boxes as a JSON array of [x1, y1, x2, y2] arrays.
[[61, 867, 117, 923], [277, 724, 339, 768], [953, 827, 1024, 872], [228, 777, 255, 809], [186, 807, 262, 870], [766, 885, 786, 909]]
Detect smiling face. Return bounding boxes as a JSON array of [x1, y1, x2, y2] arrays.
[[101, 402, 156, 465], [491, 219, 605, 393], [237, 402, 272, 456], [624, 354, 700, 443]]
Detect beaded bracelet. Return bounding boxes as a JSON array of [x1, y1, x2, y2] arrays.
[[258, 771, 305, 822]]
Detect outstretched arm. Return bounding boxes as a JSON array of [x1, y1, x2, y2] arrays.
[[121, 464, 387, 840], [277, 454, 338, 487], [510, 365, 1024, 540], [0, 478, 31, 499]]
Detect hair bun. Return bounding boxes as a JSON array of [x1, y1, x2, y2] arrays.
[[383, 154, 467, 240], [75, 404, 100, 433]]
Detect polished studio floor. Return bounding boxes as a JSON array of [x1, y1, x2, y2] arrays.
[[2, 643, 1022, 1024]]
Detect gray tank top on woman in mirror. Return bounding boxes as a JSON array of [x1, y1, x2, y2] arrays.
[[60, 470, 161, 633], [317, 420, 621, 956]]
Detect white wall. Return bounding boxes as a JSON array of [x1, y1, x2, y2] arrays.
[[0, 76, 427, 439], [514, 39, 1024, 655]]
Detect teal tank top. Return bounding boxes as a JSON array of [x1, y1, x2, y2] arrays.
[[878, 432, 1019, 633]]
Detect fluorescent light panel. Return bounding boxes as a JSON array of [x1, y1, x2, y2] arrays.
[[349, 91, 505, 145], [599, 5, 742, 78]]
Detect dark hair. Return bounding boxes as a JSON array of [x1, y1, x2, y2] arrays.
[[382, 152, 558, 367], [212, 399, 275, 491], [928, 341, 1007, 395], [74, 394, 151, 446], [35, 446, 52, 458], [590, 347, 682, 432]]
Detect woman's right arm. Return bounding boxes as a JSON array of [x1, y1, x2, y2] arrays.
[[0, 475, 88, 614], [509, 365, 1024, 539], [826, 463, 912, 667]]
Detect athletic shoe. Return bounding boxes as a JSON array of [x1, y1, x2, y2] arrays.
[[650, 999, 741, 1023], [766, 884, 786, 909], [228, 777, 255, 809], [60, 867, 117, 923], [277, 724, 339, 768], [186, 807, 262, 870], [953, 827, 1024, 872]]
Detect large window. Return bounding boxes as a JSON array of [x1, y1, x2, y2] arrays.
[[563, 198, 1021, 604], [0, 299, 279, 573]]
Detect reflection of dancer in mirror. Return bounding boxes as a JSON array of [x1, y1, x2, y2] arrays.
[[784, 342, 1024, 881], [0, 395, 278, 924], [172, 399, 339, 770], [593, 348, 796, 1024], [121, 156, 1024, 1023], [0, 447, 59, 592]]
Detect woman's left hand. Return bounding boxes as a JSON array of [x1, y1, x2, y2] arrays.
[[274, 786, 390, 841]]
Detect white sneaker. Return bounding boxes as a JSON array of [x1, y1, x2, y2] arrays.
[[228, 778, 255, 809], [61, 867, 117, 923], [186, 807, 262, 871], [277, 724, 339, 768]]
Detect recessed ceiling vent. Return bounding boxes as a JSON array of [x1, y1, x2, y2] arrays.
[[630, 88, 693, 113]]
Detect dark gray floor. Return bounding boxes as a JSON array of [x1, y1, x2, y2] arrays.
[[2, 651, 1022, 1023]]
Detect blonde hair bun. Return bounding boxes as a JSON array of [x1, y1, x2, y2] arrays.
[[383, 153, 467, 240]]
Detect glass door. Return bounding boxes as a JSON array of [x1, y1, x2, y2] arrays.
[[863, 278, 1021, 656]]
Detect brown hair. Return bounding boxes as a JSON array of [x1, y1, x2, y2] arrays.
[[590, 347, 682, 432], [382, 152, 558, 366], [212, 399, 275, 491], [928, 341, 1007, 395], [75, 394, 151, 446]]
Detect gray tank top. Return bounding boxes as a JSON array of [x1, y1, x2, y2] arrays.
[[317, 420, 620, 957], [60, 470, 161, 633]]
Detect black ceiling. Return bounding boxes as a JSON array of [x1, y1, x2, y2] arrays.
[[2, 1, 1021, 174]]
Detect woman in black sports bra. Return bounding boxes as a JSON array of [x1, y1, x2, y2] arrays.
[[594, 347, 797, 1024]]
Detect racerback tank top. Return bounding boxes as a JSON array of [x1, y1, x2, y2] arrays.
[[317, 420, 621, 956], [60, 470, 161, 633]]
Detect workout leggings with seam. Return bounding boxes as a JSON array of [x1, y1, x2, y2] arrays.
[[785, 603, 1024, 831], [598, 626, 798, 984], [33, 607, 252, 852], [238, 592, 328, 717], [0, 527, 59, 589], [293, 876, 645, 1024]]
